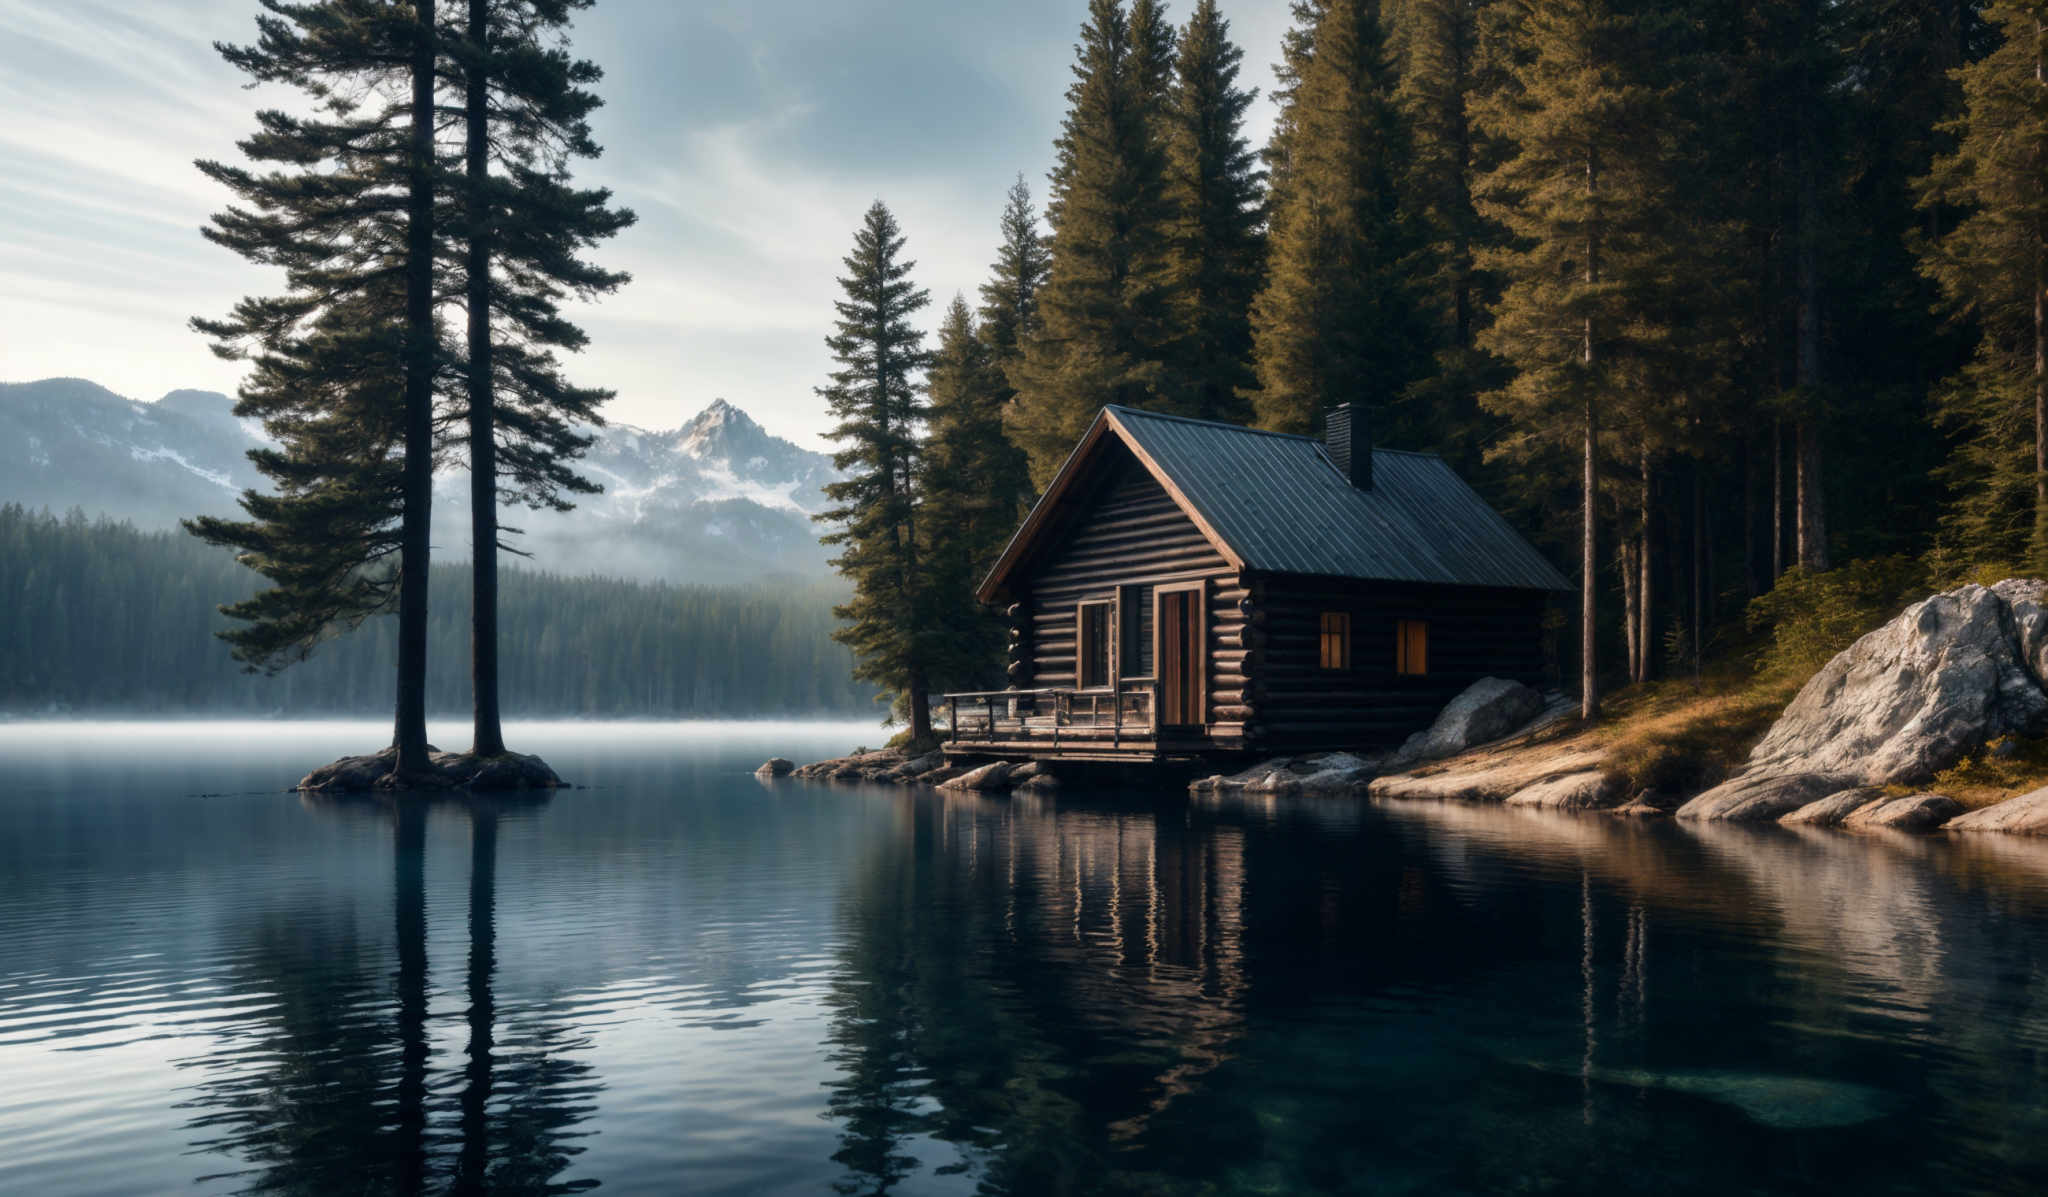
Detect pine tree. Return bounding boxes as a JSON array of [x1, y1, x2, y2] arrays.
[[978, 176, 1052, 368], [816, 202, 939, 741], [1915, 0, 2048, 571], [1249, 0, 1421, 436], [1473, 0, 1694, 718], [447, 0, 633, 756], [923, 296, 1032, 690], [188, 0, 445, 774], [1163, 0, 1265, 425], [1009, 0, 1181, 484]]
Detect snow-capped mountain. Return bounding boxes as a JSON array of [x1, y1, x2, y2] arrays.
[[0, 378, 840, 586]]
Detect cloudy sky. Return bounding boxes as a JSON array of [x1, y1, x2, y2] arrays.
[[0, 0, 1291, 449]]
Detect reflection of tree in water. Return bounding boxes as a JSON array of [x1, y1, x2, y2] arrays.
[[181, 798, 598, 1195], [820, 792, 1251, 1195]]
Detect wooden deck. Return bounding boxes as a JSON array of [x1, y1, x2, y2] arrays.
[[941, 683, 1227, 763]]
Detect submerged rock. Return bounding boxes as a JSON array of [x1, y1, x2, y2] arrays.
[[1841, 792, 1963, 831], [1947, 785, 2048, 835], [299, 745, 564, 793], [1386, 678, 1552, 769]]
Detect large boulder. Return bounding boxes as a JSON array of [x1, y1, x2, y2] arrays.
[[1947, 786, 2048, 835], [1194, 752, 1378, 798], [1503, 770, 1620, 810], [938, 761, 1019, 792], [1741, 583, 2048, 787], [755, 757, 795, 778], [1386, 678, 1551, 769], [1676, 772, 1860, 822]]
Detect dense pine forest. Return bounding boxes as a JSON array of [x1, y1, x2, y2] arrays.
[[820, 0, 2039, 728], [0, 507, 864, 717]]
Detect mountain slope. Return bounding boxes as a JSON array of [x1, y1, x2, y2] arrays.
[[0, 379, 839, 585]]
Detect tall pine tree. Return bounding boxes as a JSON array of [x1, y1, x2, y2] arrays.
[[1010, 0, 1180, 483], [1915, 0, 2048, 571], [447, 0, 633, 756], [978, 176, 1052, 368], [1163, 0, 1265, 425], [1249, 0, 1421, 436], [189, 0, 444, 776], [923, 296, 1031, 690], [816, 202, 939, 741]]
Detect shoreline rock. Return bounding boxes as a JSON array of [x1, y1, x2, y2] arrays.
[[298, 745, 565, 793]]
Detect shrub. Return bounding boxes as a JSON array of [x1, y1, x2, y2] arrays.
[[1744, 556, 1929, 678]]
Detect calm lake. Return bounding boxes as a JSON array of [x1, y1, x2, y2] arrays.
[[3, 721, 2047, 1195]]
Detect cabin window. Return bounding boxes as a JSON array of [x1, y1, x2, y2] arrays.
[[1395, 619, 1429, 676], [1319, 612, 1351, 670], [1078, 600, 1113, 689]]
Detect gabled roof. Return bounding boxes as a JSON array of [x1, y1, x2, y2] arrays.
[[978, 406, 1572, 601]]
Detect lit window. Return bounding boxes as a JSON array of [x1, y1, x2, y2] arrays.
[[1396, 619, 1429, 676], [1078, 600, 1112, 689], [1319, 612, 1351, 670]]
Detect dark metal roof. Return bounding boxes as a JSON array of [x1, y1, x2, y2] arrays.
[[1105, 406, 1572, 592]]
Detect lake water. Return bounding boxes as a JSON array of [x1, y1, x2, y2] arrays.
[[3, 721, 2048, 1195]]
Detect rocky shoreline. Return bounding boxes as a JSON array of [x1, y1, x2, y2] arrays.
[[760, 580, 2048, 836], [297, 744, 566, 793]]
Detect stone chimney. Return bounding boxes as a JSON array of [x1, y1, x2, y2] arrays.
[[1324, 402, 1372, 490]]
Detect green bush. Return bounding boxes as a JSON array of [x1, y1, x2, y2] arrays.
[[1744, 556, 1929, 678]]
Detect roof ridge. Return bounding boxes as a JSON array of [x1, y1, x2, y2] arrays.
[[1104, 404, 1320, 443]]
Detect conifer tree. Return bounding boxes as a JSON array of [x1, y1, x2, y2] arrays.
[[1249, 0, 1420, 436], [1163, 0, 1265, 425], [447, 0, 633, 756], [1473, 0, 1692, 718], [923, 296, 1031, 689], [978, 176, 1052, 368], [1915, 0, 2048, 570], [1010, 0, 1181, 484], [816, 203, 939, 742], [188, 0, 445, 775]]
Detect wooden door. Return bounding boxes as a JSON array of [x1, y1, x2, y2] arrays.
[[1155, 586, 1204, 729]]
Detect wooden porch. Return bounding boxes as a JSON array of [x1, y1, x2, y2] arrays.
[[941, 680, 1219, 762]]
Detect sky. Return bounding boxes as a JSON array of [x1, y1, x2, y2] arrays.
[[0, 0, 1291, 450]]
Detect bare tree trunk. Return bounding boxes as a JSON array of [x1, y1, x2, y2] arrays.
[[1620, 539, 1640, 684], [1636, 450, 1653, 685], [394, 0, 437, 776], [1793, 0, 1828, 572], [1771, 419, 1785, 580], [466, 0, 505, 759], [1743, 432, 1760, 598], [1582, 392, 1598, 720]]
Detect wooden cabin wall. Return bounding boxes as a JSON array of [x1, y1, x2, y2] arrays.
[[1012, 455, 1232, 706], [1249, 578, 1549, 753]]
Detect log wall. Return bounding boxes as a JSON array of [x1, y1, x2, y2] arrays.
[[1249, 577, 1550, 752]]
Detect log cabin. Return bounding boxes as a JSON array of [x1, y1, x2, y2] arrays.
[[942, 404, 1571, 763]]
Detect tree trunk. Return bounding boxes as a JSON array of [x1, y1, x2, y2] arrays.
[[1771, 419, 1785, 580], [2035, 21, 2048, 571], [1620, 538, 1640, 684], [394, 0, 437, 776], [1692, 463, 1705, 680], [1581, 392, 1598, 720], [466, 0, 505, 759], [1793, 0, 1828, 572], [1637, 454, 1652, 685], [1743, 432, 1760, 598]]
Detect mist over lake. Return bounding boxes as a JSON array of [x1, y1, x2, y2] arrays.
[[4, 721, 2047, 1195]]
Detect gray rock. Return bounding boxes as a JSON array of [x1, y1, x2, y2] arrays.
[[1841, 792, 1963, 831], [298, 744, 563, 792], [1740, 583, 2048, 786], [1387, 678, 1549, 768], [1009, 760, 1047, 782], [882, 751, 947, 782], [1779, 787, 1886, 827], [919, 765, 970, 787], [1946, 785, 2048, 834], [1676, 771, 1860, 822], [938, 761, 1018, 792], [1202, 752, 1379, 798], [1503, 770, 1619, 810], [755, 757, 795, 778], [1015, 772, 1061, 795]]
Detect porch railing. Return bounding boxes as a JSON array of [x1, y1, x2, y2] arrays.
[[944, 677, 1159, 750]]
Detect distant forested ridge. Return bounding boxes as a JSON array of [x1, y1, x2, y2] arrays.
[[0, 506, 866, 717]]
